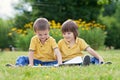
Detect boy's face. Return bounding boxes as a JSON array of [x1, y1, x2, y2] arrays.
[[62, 32, 75, 42], [35, 29, 49, 42]]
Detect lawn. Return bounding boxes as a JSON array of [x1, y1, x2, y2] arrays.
[[0, 50, 120, 80]]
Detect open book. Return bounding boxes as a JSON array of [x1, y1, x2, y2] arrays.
[[63, 56, 83, 65], [33, 56, 83, 67]]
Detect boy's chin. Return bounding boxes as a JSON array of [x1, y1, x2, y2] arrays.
[[65, 39, 71, 42], [40, 39, 46, 42]]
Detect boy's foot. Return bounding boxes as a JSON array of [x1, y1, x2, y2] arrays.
[[5, 63, 16, 67], [104, 61, 112, 65], [83, 55, 90, 66]]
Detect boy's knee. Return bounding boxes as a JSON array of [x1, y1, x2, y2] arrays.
[[15, 56, 29, 66]]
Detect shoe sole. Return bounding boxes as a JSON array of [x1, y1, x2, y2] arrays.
[[105, 61, 112, 64], [5, 63, 16, 67], [83, 55, 90, 66]]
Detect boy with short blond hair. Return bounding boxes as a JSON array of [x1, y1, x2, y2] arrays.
[[7, 18, 62, 67], [28, 18, 62, 66]]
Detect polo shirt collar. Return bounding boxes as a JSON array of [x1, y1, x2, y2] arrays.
[[64, 37, 79, 44], [37, 36, 50, 44]]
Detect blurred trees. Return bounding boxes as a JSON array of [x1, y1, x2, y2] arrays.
[[13, 0, 113, 22], [0, 19, 13, 51], [105, 2, 120, 49], [28, 0, 105, 22], [10, 0, 120, 49], [1, 0, 120, 50], [99, 2, 120, 49], [12, 0, 111, 29]]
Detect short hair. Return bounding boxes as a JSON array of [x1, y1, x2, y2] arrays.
[[33, 18, 50, 32], [61, 20, 78, 39]]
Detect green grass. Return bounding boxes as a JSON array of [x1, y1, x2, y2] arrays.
[[0, 50, 120, 80]]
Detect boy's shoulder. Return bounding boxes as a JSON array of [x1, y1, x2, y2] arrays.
[[58, 39, 64, 43], [76, 37, 87, 44], [31, 35, 38, 40], [76, 37, 85, 41], [49, 36, 54, 39], [48, 36, 56, 41]]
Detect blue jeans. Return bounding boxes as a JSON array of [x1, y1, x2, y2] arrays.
[[90, 57, 100, 64], [15, 56, 58, 66]]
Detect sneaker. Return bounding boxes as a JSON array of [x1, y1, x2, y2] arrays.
[[83, 55, 90, 66], [104, 61, 112, 65], [5, 63, 16, 67]]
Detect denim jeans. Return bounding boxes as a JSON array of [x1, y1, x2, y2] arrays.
[[90, 57, 100, 64], [15, 56, 58, 66]]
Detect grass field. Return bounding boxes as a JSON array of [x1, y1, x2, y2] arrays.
[[0, 50, 120, 80]]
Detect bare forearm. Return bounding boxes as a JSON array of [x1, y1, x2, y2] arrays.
[[28, 51, 34, 66], [86, 47, 104, 62], [54, 48, 62, 64], [56, 52, 62, 64]]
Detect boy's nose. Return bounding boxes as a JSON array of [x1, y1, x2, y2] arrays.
[[41, 35, 45, 38]]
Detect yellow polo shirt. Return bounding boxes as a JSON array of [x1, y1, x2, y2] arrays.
[[58, 37, 89, 61], [29, 35, 58, 61]]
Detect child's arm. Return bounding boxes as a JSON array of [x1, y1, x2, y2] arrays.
[[28, 50, 34, 66], [86, 47, 104, 63], [54, 48, 62, 65]]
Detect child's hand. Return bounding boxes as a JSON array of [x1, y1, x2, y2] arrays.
[[28, 64, 33, 67], [99, 58, 104, 64]]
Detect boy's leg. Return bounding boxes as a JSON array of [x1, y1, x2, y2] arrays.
[[16, 56, 44, 66], [6, 56, 29, 67], [15, 56, 29, 66], [33, 59, 43, 66], [16, 58, 44, 66], [6, 56, 44, 67], [90, 57, 112, 65], [41, 61, 58, 66], [90, 57, 100, 64]]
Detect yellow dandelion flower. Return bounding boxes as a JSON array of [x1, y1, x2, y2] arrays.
[[51, 20, 55, 24], [8, 33, 12, 36], [85, 27, 89, 30], [11, 28, 17, 31], [79, 24, 84, 27], [22, 34, 26, 36], [24, 24, 28, 28], [23, 30, 27, 34], [79, 19, 82, 22], [93, 24, 97, 27], [81, 28, 85, 30], [17, 29, 23, 34], [85, 24, 89, 28], [82, 21, 86, 24], [30, 22, 33, 24], [57, 22, 61, 26]]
